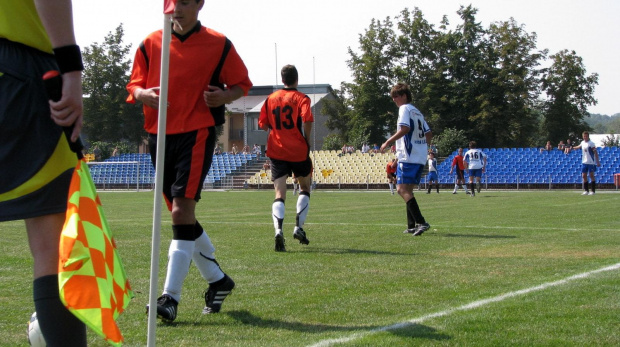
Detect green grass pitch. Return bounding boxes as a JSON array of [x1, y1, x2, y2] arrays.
[[1, 189, 619, 346]]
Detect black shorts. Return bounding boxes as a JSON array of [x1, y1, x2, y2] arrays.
[[0, 39, 76, 221], [270, 157, 313, 181], [456, 168, 464, 180], [148, 127, 216, 207]]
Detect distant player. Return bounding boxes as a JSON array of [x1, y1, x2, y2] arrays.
[[449, 148, 468, 194], [386, 158, 397, 194], [259, 65, 314, 252], [463, 141, 487, 197], [426, 152, 439, 194], [572, 131, 600, 195]]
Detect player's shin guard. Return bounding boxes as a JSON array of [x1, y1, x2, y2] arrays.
[[296, 191, 310, 229], [34, 275, 87, 347], [192, 222, 224, 283], [272, 198, 285, 232], [164, 225, 195, 302]]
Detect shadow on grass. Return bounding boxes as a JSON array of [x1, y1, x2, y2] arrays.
[[297, 247, 417, 256], [227, 310, 451, 341], [441, 233, 517, 239]]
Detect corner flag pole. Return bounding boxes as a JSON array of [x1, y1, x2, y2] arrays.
[[147, 9, 173, 347]]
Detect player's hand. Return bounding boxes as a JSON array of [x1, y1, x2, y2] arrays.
[[135, 87, 161, 109], [379, 142, 388, 152], [204, 85, 228, 108], [49, 71, 83, 142]]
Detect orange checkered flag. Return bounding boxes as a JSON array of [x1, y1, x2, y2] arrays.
[[58, 158, 133, 346]]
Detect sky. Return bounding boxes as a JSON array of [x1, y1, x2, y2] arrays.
[[72, 0, 619, 116]]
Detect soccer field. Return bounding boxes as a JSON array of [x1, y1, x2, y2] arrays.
[[2, 190, 619, 346]]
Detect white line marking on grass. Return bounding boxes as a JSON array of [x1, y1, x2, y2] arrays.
[[307, 262, 620, 347]]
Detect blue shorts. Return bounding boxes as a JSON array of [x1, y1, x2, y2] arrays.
[[581, 164, 597, 174], [427, 171, 438, 182], [396, 162, 424, 185], [468, 169, 483, 178]]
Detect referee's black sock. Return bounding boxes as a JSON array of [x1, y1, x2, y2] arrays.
[[33, 274, 87, 347]]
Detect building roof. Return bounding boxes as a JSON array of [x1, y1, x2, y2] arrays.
[[228, 93, 330, 113]]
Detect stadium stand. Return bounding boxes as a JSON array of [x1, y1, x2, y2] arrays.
[[88, 148, 619, 189]]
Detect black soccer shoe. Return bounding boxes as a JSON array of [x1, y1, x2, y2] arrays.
[[146, 294, 178, 323], [275, 233, 286, 252], [203, 274, 235, 314], [413, 223, 430, 236], [293, 228, 310, 245]]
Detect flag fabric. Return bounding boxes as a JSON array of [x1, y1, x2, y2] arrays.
[[164, 0, 176, 14], [58, 159, 133, 347]]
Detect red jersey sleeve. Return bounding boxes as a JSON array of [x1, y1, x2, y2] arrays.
[[126, 43, 149, 104]]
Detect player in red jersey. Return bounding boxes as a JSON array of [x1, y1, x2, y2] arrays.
[[449, 147, 468, 194], [386, 158, 397, 194], [126, 0, 252, 322], [259, 65, 314, 252]]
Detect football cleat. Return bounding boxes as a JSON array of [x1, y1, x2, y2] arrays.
[[275, 233, 286, 252], [203, 274, 235, 314], [588, 191, 595, 195], [293, 227, 310, 245], [413, 223, 430, 236], [146, 294, 178, 323], [403, 228, 416, 234], [581, 191, 589, 195]]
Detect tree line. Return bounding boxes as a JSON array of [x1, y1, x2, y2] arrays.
[[322, 6, 599, 156], [79, 6, 601, 158]]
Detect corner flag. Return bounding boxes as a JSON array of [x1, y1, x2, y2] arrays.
[[164, 0, 176, 14]]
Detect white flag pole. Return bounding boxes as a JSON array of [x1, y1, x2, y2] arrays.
[[147, 12, 172, 347]]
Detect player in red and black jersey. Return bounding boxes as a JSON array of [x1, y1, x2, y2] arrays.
[[126, 0, 252, 322], [259, 65, 314, 252]]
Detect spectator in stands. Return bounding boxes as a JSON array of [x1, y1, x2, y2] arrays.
[[262, 159, 271, 171], [449, 148, 468, 194], [426, 152, 439, 194], [252, 143, 261, 156], [341, 144, 347, 156], [214, 144, 222, 155], [540, 140, 553, 153], [572, 131, 600, 195], [347, 145, 354, 154], [242, 145, 250, 154], [93, 145, 102, 162], [557, 140, 566, 151], [361, 143, 370, 154], [564, 139, 573, 154], [112, 146, 120, 157], [231, 144, 238, 155], [390, 143, 396, 154], [386, 158, 397, 195], [372, 143, 380, 153], [258, 64, 313, 252]]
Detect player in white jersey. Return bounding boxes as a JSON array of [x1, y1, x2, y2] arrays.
[[571, 131, 600, 195], [463, 141, 487, 197], [426, 152, 439, 194], [380, 83, 432, 236]]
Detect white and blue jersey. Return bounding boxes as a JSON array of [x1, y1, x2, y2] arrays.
[[580, 140, 597, 164], [464, 148, 487, 170], [396, 104, 431, 165]]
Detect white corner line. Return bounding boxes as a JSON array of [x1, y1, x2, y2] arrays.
[[308, 262, 620, 347]]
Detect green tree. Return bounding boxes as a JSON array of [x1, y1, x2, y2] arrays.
[[82, 24, 145, 150], [540, 49, 599, 143], [432, 127, 468, 156], [343, 16, 396, 147]]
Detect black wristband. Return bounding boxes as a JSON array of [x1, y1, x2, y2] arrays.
[[52, 44, 84, 74]]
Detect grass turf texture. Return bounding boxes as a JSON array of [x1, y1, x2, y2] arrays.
[[1, 190, 618, 346]]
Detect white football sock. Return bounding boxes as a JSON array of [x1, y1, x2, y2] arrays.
[[296, 193, 310, 229], [272, 200, 285, 231], [163, 240, 193, 302], [193, 231, 224, 283]]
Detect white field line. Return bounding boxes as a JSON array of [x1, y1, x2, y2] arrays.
[[307, 262, 620, 347]]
